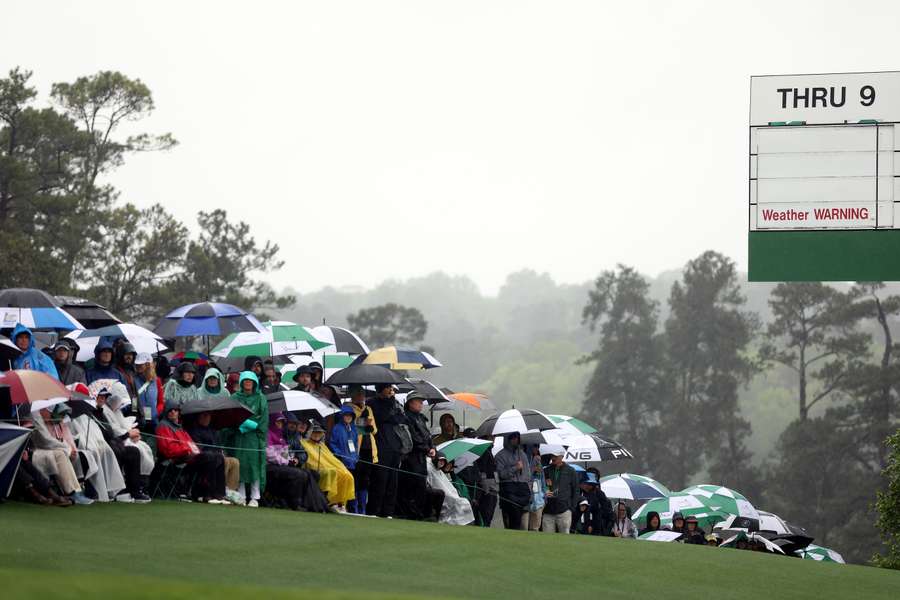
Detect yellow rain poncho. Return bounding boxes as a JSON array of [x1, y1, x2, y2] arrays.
[[302, 438, 355, 506]]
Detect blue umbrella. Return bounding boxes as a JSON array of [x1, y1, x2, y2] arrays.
[[154, 302, 265, 338], [0, 421, 32, 498], [0, 288, 83, 331]]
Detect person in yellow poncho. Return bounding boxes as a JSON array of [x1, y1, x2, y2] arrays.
[[301, 422, 355, 509]]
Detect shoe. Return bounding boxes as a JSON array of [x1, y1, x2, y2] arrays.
[[132, 492, 152, 504], [332, 505, 347, 514], [70, 491, 94, 505], [207, 498, 227, 505], [177, 494, 192, 503], [226, 490, 244, 505], [115, 492, 134, 503], [247, 499, 259, 508], [27, 486, 52, 506]]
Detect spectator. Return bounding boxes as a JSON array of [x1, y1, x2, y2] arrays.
[[85, 338, 125, 385], [328, 404, 360, 511], [682, 515, 706, 544], [198, 367, 230, 401], [244, 356, 264, 381], [612, 500, 638, 539], [670, 512, 686, 535], [579, 473, 613, 536], [134, 353, 163, 429], [260, 362, 280, 395], [11, 323, 59, 379], [494, 431, 531, 530], [366, 383, 408, 518], [265, 412, 327, 512], [307, 361, 323, 393], [302, 421, 355, 510], [431, 413, 460, 445], [347, 384, 376, 515], [474, 440, 498, 527], [155, 400, 227, 504], [398, 392, 434, 520], [90, 385, 151, 502], [639, 510, 663, 536], [522, 444, 546, 531], [575, 500, 593, 534], [115, 342, 140, 405], [542, 450, 578, 534], [283, 413, 309, 465], [52, 340, 85, 385], [425, 452, 474, 526], [10, 445, 73, 506], [222, 371, 268, 507], [155, 355, 172, 385], [186, 410, 243, 505], [30, 409, 93, 504], [163, 361, 200, 408], [103, 382, 155, 481], [291, 365, 314, 392]]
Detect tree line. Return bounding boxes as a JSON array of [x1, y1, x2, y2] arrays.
[[578, 251, 900, 565]]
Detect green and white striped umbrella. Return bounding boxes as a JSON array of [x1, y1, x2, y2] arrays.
[[632, 493, 728, 529], [796, 544, 845, 564], [281, 353, 356, 384], [546, 414, 598, 438], [211, 321, 330, 358], [680, 484, 760, 520], [599, 473, 671, 500], [638, 530, 683, 542], [436, 438, 493, 471]]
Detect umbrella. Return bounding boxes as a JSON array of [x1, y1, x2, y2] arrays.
[[475, 408, 556, 437], [0, 288, 59, 308], [352, 346, 442, 371], [436, 438, 493, 471], [0, 370, 71, 405], [28, 397, 69, 413], [443, 392, 495, 411], [599, 473, 671, 500], [324, 364, 407, 386], [267, 391, 340, 418], [55, 296, 121, 329], [494, 429, 568, 456], [211, 321, 330, 358], [796, 544, 845, 564], [638, 531, 684, 542], [280, 353, 356, 384], [557, 433, 633, 463], [169, 350, 211, 368], [0, 334, 22, 361], [633, 493, 728, 528], [0, 422, 32, 498], [755, 510, 815, 553], [0, 306, 82, 332], [180, 395, 253, 429], [721, 531, 785, 554], [154, 302, 265, 338], [397, 379, 450, 404], [680, 484, 759, 520], [309, 325, 369, 355], [546, 414, 599, 437], [713, 514, 761, 533], [63, 383, 97, 418], [66, 323, 168, 362], [87, 378, 122, 400]]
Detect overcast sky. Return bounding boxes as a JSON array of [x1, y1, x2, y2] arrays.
[[4, 1, 898, 294]]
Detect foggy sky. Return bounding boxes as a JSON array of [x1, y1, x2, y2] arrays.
[[4, 1, 898, 294]]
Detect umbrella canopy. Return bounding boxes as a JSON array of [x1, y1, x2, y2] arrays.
[[721, 531, 785, 554], [796, 544, 845, 564], [169, 350, 210, 368], [546, 414, 599, 437], [0, 370, 71, 405], [55, 296, 121, 329], [66, 324, 168, 362], [0, 288, 59, 308], [599, 473, 671, 500], [436, 438, 492, 471], [633, 493, 728, 529], [558, 433, 633, 463], [280, 353, 355, 384], [154, 302, 265, 337], [494, 429, 567, 456], [680, 484, 759, 520], [309, 325, 369, 355], [638, 530, 683, 542], [398, 379, 450, 404], [211, 321, 329, 358], [0, 334, 22, 361], [352, 346, 442, 371], [1, 307, 82, 332], [0, 422, 32, 498], [475, 408, 556, 437], [324, 364, 407, 386], [442, 392, 494, 411], [180, 395, 253, 429], [267, 391, 339, 418]]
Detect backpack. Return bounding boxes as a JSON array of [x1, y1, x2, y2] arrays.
[[395, 422, 413, 455]]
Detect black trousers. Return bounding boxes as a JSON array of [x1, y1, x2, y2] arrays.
[[397, 453, 427, 520], [184, 452, 225, 500], [12, 458, 52, 499], [367, 450, 401, 517], [110, 441, 142, 495], [476, 486, 497, 527], [499, 481, 531, 530]]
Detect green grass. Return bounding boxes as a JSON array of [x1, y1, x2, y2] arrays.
[[2, 501, 899, 600]]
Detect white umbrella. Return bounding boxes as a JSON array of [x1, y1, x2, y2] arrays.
[[266, 390, 339, 417], [638, 530, 683, 542], [475, 408, 556, 437], [66, 324, 167, 362]]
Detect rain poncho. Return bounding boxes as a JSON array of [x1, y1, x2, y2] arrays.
[[163, 374, 200, 408], [199, 368, 230, 401], [302, 437, 355, 506], [68, 413, 127, 500], [426, 460, 475, 526], [328, 406, 360, 470], [222, 371, 268, 489], [11, 323, 59, 379], [102, 382, 155, 475]]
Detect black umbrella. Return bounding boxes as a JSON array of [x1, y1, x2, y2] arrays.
[[0, 288, 59, 308], [64, 398, 97, 419], [398, 379, 450, 404], [0, 334, 22, 361], [324, 364, 407, 386], [474, 408, 556, 437], [55, 296, 121, 329], [180, 396, 253, 429]]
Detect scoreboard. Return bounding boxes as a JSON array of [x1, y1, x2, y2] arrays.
[[748, 72, 900, 281]]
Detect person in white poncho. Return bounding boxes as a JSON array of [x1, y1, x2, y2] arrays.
[[425, 452, 474, 526], [101, 382, 155, 477]]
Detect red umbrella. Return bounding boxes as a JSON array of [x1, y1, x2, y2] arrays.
[[0, 370, 71, 404]]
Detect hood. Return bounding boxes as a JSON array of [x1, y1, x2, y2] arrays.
[[94, 337, 115, 365], [503, 431, 521, 451], [244, 355, 263, 371], [203, 368, 227, 393], [238, 370, 259, 393], [11, 323, 35, 352], [339, 403, 356, 416], [115, 341, 136, 366]]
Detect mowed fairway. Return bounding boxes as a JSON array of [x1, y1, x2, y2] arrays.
[[2, 501, 899, 600]]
